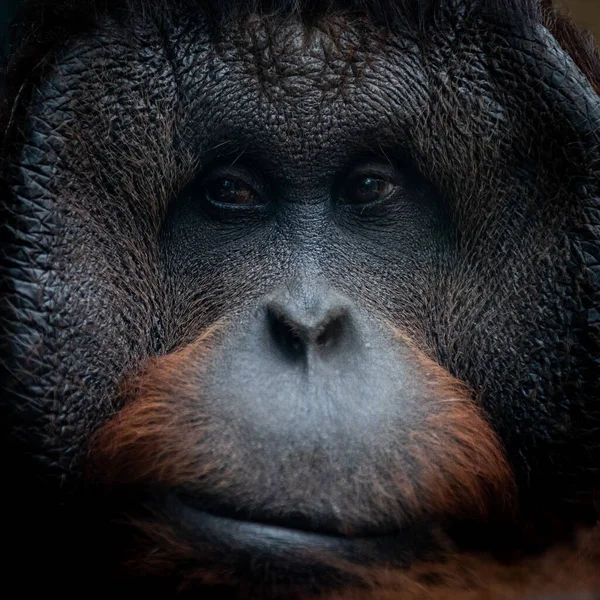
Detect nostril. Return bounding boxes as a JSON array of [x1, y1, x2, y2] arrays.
[[315, 314, 346, 351], [265, 301, 351, 362], [266, 306, 307, 362]]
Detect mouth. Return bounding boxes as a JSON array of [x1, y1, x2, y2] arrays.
[[167, 493, 433, 567], [91, 488, 513, 596]]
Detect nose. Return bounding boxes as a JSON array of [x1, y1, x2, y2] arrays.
[[201, 286, 405, 449], [265, 294, 351, 362]]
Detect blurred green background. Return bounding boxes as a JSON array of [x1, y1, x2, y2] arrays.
[[0, 1, 599, 48]]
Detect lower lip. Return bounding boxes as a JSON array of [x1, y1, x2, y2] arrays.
[[168, 496, 428, 565]]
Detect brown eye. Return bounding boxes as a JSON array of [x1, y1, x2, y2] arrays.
[[345, 176, 396, 205], [205, 178, 258, 206]]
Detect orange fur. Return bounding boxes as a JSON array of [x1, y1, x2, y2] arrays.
[[86, 326, 600, 597], [89, 328, 515, 522], [116, 517, 600, 598]]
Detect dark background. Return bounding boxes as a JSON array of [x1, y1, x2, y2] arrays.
[[561, 0, 600, 38], [1, 0, 19, 35], [0, 1, 599, 40], [555, 0, 600, 40]]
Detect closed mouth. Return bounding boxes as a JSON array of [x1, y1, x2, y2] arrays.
[[175, 491, 384, 537], [168, 493, 430, 564]]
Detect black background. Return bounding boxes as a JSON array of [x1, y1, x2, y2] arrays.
[[1, 0, 20, 51], [0, 1, 599, 44]]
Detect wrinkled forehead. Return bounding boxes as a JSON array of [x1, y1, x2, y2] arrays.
[[167, 13, 427, 166]]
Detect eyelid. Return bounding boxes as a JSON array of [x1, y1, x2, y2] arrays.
[[348, 167, 400, 186], [338, 159, 399, 189], [201, 165, 270, 212], [339, 172, 399, 207], [203, 166, 255, 188], [351, 174, 397, 188]]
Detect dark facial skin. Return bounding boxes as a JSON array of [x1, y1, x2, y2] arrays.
[[1, 1, 600, 598]]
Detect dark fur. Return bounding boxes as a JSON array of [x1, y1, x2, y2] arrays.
[[2, 1, 600, 598], [3, 0, 599, 142]]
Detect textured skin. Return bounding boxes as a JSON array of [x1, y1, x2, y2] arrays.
[[1, 0, 600, 597]]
